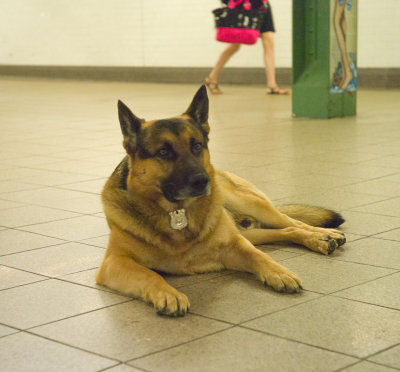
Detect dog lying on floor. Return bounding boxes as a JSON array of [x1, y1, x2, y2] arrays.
[[96, 86, 345, 316]]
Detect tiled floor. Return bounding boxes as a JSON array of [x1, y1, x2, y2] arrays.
[[0, 77, 399, 372]]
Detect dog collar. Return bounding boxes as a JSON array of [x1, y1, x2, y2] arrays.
[[169, 209, 188, 230]]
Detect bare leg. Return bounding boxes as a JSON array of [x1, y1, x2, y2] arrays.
[[333, 0, 353, 90], [261, 32, 289, 95], [205, 43, 241, 94]]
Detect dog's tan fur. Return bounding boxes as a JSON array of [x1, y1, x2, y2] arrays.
[[96, 86, 345, 316]]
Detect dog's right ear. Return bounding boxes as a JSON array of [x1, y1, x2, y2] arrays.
[[118, 100, 142, 155]]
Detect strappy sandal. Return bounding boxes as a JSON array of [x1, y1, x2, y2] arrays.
[[267, 86, 290, 95], [204, 77, 223, 95]]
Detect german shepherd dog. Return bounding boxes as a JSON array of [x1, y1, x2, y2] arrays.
[[96, 86, 345, 316]]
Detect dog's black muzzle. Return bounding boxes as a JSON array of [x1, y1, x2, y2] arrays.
[[161, 170, 210, 203]]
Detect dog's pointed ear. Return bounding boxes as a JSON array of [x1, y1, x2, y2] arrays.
[[184, 85, 210, 134], [118, 100, 142, 154]]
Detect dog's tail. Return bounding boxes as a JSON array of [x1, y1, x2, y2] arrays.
[[277, 204, 345, 228]]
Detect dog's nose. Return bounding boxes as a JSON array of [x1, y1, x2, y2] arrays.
[[189, 173, 210, 194]]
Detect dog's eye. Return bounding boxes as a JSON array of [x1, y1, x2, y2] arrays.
[[192, 142, 203, 154], [157, 148, 169, 158]]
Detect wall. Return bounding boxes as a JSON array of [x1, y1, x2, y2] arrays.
[[0, 0, 399, 68]]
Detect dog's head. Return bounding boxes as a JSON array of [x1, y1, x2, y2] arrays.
[[118, 85, 212, 203]]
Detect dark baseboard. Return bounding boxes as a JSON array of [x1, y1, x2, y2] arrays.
[[0, 65, 398, 88]]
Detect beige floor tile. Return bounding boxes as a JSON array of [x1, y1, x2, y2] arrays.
[[20, 215, 109, 241], [341, 211, 400, 236], [32, 302, 230, 361], [51, 148, 124, 161], [0, 199, 23, 210], [58, 178, 107, 194], [383, 173, 400, 183], [335, 272, 400, 310], [0, 324, 19, 337], [369, 345, 400, 370], [0, 332, 115, 371], [0, 180, 42, 194], [277, 189, 387, 210], [375, 228, 400, 241], [40, 194, 104, 214], [35, 160, 115, 177], [0, 279, 129, 329], [0, 205, 79, 228], [233, 165, 311, 184], [0, 242, 105, 277], [178, 273, 320, 323], [341, 361, 399, 372], [276, 254, 394, 294], [0, 265, 46, 290], [2, 187, 91, 205], [302, 151, 386, 165], [320, 164, 399, 180], [79, 234, 109, 248], [0, 154, 66, 167], [336, 237, 400, 269], [279, 173, 363, 190], [360, 141, 400, 156], [131, 327, 357, 372], [257, 182, 316, 201], [340, 179, 400, 197], [0, 167, 98, 186], [59, 268, 112, 292], [106, 365, 143, 372], [360, 155, 400, 169], [244, 296, 400, 358], [0, 229, 64, 255], [350, 197, 400, 217], [340, 232, 367, 242]]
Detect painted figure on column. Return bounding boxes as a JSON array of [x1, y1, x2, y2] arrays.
[[330, 0, 357, 93]]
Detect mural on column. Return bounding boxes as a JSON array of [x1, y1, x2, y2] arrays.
[[330, 0, 357, 93]]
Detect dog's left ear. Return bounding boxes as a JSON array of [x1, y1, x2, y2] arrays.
[[184, 85, 210, 134]]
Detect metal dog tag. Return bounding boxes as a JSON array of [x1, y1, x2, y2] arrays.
[[169, 209, 188, 230]]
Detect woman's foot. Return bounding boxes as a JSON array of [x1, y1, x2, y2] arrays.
[[267, 86, 290, 95], [339, 70, 354, 91], [205, 77, 223, 95]]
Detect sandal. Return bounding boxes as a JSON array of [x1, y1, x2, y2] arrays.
[[267, 86, 290, 95], [204, 77, 223, 95]]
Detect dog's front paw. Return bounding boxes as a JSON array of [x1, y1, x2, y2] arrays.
[[259, 263, 303, 294], [147, 286, 190, 317]]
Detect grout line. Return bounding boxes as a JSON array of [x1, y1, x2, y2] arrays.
[[26, 299, 133, 332], [334, 342, 400, 371], [239, 324, 362, 360], [22, 329, 121, 363], [127, 324, 237, 364]]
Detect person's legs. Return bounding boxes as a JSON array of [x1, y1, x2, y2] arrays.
[[205, 43, 241, 94], [333, 0, 353, 90], [261, 32, 289, 95]]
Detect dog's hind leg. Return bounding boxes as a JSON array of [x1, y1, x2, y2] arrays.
[[241, 227, 344, 256], [217, 170, 294, 229], [217, 170, 345, 254]]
